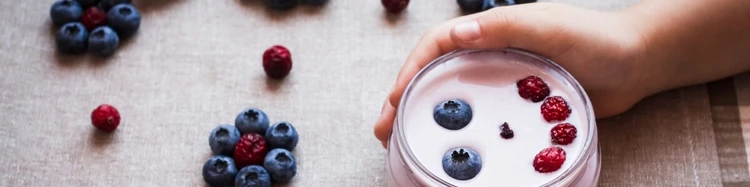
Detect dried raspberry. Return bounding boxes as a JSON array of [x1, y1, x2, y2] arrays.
[[262, 45, 293, 79], [540, 96, 571, 122], [499, 122, 514, 139], [533, 147, 566, 173], [233, 133, 269, 168], [82, 6, 107, 30], [516, 76, 550, 102], [381, 0, 409, 13], [551, 123, 577, 145], [91, 104, 121, 132]]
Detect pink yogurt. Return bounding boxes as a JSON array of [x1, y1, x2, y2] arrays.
[[386, 49, 601, 187]]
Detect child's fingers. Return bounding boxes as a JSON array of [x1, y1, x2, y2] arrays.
[[376, 10, 521, 147], [387, 14, 483, 109], [374, 100, 397, 143], [450, 3, 584, 58], [375, 15, 483, 148]]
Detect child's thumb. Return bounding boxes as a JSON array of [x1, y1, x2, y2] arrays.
[[449, 4, 568, 51]]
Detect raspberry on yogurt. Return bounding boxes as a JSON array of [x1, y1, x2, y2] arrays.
[[533, 147, 566, 173], [517, 75, 550, 102], [551, 123, 577, 145], [541, 96, 572, 122]]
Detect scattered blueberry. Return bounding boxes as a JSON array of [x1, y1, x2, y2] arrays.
[[107, 4, 141, 38], [302, 0, 328, 6], [515, 0, 537, 4], [264, 0, 299, 10], [482, 0, 515, 10], [235, 165, 272, 187], [88, 26, 120, 57], [77, 0, 101, 7], [98, 0, 132, 11], [433, 99, 473, 130], [263, 148, 297, 183], [209, 124, 242, 156], [50, 0, 83, 26], [202, 155, 239, 187], [457, 0, 485, 13], [265, 122, 299, 151], [442, 148, 482, 180], [235, 108, 270, 135], [483, 0, 534, 8], [56, 22, 89, 54]]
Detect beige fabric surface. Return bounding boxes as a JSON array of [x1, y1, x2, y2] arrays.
[[2, 0, 748, 186]]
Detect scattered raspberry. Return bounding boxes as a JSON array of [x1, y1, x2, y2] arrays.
[[82, 6, 107, 30], [262, 45, 293, 79], [381, 0, 409, 13], [233, 133, 269, 168], [540, 96, 571, 122], [550, 123, 577, 145], [91, 104, 121, 132], [499, 122, 514, 139], [533, 147, 566, 173], [516, 76, 550, 102]]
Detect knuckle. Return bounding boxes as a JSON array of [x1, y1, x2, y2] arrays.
[[489, 9, 519, 28]]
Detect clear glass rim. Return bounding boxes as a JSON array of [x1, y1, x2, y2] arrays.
[[394, 48, 598, 186]]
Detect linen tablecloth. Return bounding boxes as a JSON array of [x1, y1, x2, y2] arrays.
[[1, 0, 748, 186]]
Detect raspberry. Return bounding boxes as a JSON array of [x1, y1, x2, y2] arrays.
[[499, 122, 514, 139], [82, 6, 107, 30], [533, 147, 566, 173], [262, 45, 293, 79], [516, 76, 550, 102], [381, 0, 409, 13], [550, 123, 577, 145], [91, 104, 121, 132], [233, 133, 269, 168], [540, 96, 571, 122]]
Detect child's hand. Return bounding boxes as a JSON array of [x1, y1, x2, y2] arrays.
[[374, 3, 650, 147]]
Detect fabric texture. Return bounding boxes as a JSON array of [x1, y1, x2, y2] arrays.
[[1, 0, 748, 186]]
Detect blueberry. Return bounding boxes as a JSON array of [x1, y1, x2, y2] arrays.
[[77, 0, 101, 7], [457, 0, 485, 13], [203, 156, 239, 187], [234, 165, 272, 187], [234, 108, 270, 135], [88, 26, 120, 57], [50, 0, 83, 26], [481, 0, 500, 10], [264, 0, 299, 10], [265, 122, 299, 151], [98, 0, 132, 11], [107, 4, 141, 38], [442, 148, 482, 180], [514, 0, 536, 4], [56, 22, 89, 54], [263, 148, 297, 183], [433, 99, 473, 130], [209, 124, 242, 156], [484, 0, 524, 9], [302, 0, 328, 6]]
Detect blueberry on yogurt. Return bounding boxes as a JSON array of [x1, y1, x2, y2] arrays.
[[442, 147, 482, 180], [433, 99, 473, 130]]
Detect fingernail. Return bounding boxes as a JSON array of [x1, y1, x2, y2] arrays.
[[454, 21, 481, 42]]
